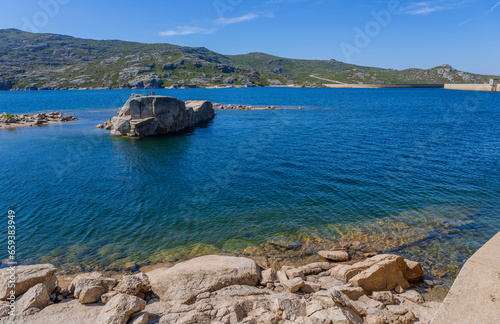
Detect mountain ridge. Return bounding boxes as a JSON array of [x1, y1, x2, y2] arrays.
[[0, 29, 497, 91]]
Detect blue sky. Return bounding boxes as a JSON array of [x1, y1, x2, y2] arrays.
[[1, 0, 499, 75]]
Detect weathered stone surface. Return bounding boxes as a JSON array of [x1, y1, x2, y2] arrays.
[[307, 307, 363, 324], [261, 269, 277, 285], [79, 286, 106, 304], [398, 290, 424, 304], [299, 281, 322, 293], [318, 250, 349, 262], [0, 301, 10, 317], [69, 272, 104, 294], [0, 264, 57, 300], [331, 286, 364, 300], [365, 314, 385, 324], [127, 311, 149, 324], [277, 270, 304, 293], [285, 268, 305, 280], [16, 283, 50, 313], [114, 273, 151, 296], [101, 291, 119, 304], [348, 254, 411, 293], [147, 255, 260, 304], [298, 262, 333, 275], [317, 276, 344, 290], [371, 291, 395, 305], [0, 300, 101, 323], [404, 259, 424, 283], [72, 274, 116, 299], [354, 295, 384, 315], [95, 293, 146, 324], [106, 94, 215, 137]]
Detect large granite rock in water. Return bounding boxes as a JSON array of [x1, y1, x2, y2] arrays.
[[106, 94, 215, 137]]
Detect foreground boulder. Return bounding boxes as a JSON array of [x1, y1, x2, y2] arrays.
[[1, 299, 102, 323], [329, 254, 422, 293], [15, 283, 50, 313], [0, 264, 57, 300], [104, 94, 215, 137], [94, 294, 146, 324], [147, 255, 261, 304]]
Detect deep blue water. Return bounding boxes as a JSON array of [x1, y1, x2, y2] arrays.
[[0, 88, 499, 273]]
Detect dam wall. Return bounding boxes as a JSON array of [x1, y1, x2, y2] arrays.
[[444, 83, 498, 92], [323, 84, 444, 89]]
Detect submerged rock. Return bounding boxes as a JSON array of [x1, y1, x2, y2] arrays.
[[104, 94, 215, 137]]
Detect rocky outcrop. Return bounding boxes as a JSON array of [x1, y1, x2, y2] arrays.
[[147, 255, 261, 304], [0, 112, 78, 129], [0, 78, 12, 91], [120, 74, 163, 89], [103, 94, 215, 137]]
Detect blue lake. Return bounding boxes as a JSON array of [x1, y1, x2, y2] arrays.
[[0, 88, 499, 284]]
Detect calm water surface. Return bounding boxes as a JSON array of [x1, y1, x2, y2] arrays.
[[0, 88, 499, 287]]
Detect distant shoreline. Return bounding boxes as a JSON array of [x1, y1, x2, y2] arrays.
[[1, 84, 498, 92]]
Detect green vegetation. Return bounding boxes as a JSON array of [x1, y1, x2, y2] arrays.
[[0, 29, 498, 91], [2, 113, 15, 120]]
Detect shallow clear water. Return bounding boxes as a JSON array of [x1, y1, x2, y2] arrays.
[[0, 88, 499, 283]]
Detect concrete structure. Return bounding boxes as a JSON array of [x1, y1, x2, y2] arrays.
[[444, 82, 499, 92], [431, 231, 500, 324], [324, 83, 444, 89], [490, 79, 498, 91]]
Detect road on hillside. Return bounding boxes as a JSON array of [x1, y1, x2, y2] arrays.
[[309, 75, 344, 84]]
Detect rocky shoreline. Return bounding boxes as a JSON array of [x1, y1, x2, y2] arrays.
[[0, 251, 440, 324], [0, 112, 77, 129], [213, 103, 282, 111]]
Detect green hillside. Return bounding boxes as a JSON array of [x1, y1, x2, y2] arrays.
[[0, 29, 497, 90]]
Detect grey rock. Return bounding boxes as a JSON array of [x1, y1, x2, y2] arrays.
[[114, 273, 151, 296], [318, 250, 349, 262], [147, 255, 260, 304], [95, 293, 146, 324], [106, 94, 215, 137], [79, 286, 106, 304], [0, 264, 57, 300], [16, 283, 50, 313], [223, 76, 236, 84]]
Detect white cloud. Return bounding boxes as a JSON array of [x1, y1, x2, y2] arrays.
[[489, 1, 500, 13], [215, 13, 259, 25], [159, 26, 217, 37], [400, 1, 464, 15], [159, 12, 274, 37]]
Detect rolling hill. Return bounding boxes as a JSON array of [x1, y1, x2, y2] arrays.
[[0, 29, 497, 91]]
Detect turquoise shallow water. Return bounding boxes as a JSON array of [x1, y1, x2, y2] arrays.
[[0, 88, 499, 279]]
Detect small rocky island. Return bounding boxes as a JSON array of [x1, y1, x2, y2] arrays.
[[98, 94, 215, 137], [213, 103, 281, 110], [0, 112, 77, 129]]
